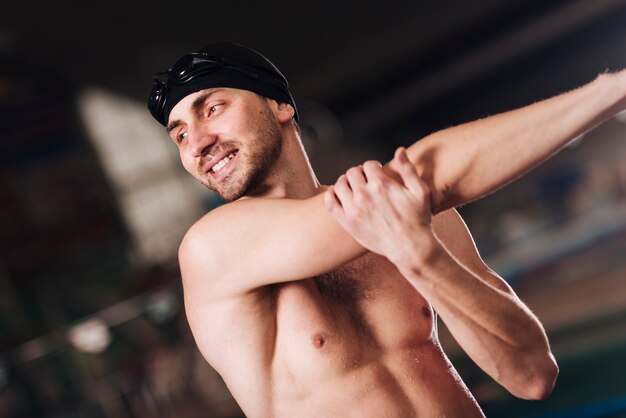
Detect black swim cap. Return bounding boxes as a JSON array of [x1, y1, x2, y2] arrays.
[[148, 42, 298, 126]]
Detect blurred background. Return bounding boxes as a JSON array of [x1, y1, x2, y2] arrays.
[[1, 0, 625, 417]]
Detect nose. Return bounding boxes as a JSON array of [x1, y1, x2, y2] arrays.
[[187, 124, 218, 158]]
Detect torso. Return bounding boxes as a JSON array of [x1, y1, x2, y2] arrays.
[[188, 253, 485, 417]]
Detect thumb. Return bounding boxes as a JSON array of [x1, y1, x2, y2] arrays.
[[395, 147, 430, 198]]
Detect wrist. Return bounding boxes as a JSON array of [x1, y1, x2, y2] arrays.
[[595, 70, 626, 113], [390, 228, 441, 278]]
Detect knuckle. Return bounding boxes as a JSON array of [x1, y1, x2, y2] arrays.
[[336, 176, 348, 190], [370, 176, 389, 190], [353, 189, 370, 205], [369, 177, 384, 190], [401, 163, 417, 178], [363, 160, 382, 171], [402, 161, 416, 173]]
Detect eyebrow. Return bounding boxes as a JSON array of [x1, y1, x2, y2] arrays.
[[166, 88, 225, 134], [167, 120, 181, 134]]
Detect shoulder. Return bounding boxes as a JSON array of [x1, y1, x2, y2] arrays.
[[178, 196, 310, 297], [179, 196, 296, 262], [178, 200, 254, 298], [179, 191, 359, 299], [180, 201, 236, 256], [179, 202, 232, 263]]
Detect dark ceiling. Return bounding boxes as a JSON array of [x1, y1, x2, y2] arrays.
[[2, 0, 626, 149]]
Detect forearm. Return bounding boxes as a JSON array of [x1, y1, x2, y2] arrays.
[[326, 144, 558, 397], [316, 72, 624, 279], [385, 71, 626, 213], [215, 72, 625, 293], [393, 233, 557, 399]]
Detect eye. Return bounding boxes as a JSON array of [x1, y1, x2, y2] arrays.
[[208, 104, 222, 115], [177, 131, 188, 143]]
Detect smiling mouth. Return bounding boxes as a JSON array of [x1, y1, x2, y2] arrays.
[[210, 150, 238, 174]]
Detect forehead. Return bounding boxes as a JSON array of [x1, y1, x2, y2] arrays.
[[168, 88, 227, 121], [167, 87, 264, 125]]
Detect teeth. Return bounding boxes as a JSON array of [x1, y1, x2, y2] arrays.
[[211, 152, 236, 173]]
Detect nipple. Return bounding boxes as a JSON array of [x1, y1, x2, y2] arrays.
[[421, 306, 432, 318], [312, 333, 326, 348]]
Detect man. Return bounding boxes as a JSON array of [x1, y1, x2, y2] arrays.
[[148, 42, 625, 417]]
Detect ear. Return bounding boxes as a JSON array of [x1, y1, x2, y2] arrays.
[[274, 101, 295, 123]]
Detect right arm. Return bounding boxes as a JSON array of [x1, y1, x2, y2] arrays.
[[388, 71, 626, 212], [181, 71, 626, 298]]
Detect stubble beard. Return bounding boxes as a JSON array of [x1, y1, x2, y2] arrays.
[[201, 106, 283, 202]]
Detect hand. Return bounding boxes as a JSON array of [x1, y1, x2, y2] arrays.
[[324, 147, 434, 264]]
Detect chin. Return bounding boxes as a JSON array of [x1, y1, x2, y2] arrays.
[[208, 181, 249, 202]]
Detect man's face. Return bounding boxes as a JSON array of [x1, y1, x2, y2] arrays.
[[167, 88, 283, 201]]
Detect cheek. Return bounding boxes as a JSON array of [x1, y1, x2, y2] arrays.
[[180, 151, 196, 175]]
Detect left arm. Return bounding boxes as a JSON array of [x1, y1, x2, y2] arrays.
[[325, 148, 558, 400], [428, 209, 558, 400]]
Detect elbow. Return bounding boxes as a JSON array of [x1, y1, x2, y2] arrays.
[[525, 360, 559, 401], [511, 353, 559, 400], [531, 354, 559, 400]]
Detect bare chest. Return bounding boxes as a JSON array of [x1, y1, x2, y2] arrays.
[[271, 254, 435, 371]]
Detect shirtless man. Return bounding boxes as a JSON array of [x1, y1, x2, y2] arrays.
[[148, 42, 626, 417]]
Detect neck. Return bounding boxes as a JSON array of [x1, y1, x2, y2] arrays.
[[251, 125, 323, 200]]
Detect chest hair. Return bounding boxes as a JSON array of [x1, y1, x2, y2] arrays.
[[314, 255, 377, 337]]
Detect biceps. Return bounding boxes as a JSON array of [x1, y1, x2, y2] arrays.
[[179, 195, 367, 298]]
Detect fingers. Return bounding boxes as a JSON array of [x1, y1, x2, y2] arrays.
[[324, 186, 344, 221], [333, 150, 425, 199], [326, 164, 374, 223], [328, 152, 423, 215], [325, 171, 356, 223], [333, 174, 354, 211], [394, 147, 429, 199], [362, 160, 385, 184], [345, 165, 367, 189]]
